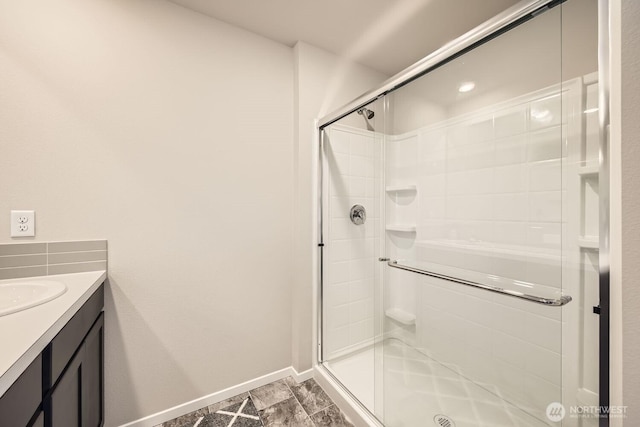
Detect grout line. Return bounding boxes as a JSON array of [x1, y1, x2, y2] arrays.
[[251, 396, 266, 427], [46, 260, 107, 267], [247, 390, 256, 409], [0, 253, 47, 258], [284, 378, 318, 425], [225, 398, 248, 427], [46, 239, 107, 244], [305, 381, 335, 417], [0, 264, 47, 270], [46, 249, 107, 256], [245, 392, 266, 427], [307, 403, 334, 418]]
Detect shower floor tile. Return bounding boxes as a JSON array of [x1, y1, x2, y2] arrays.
[[157, 377, 353, 427], [326, 339, 552, 427]]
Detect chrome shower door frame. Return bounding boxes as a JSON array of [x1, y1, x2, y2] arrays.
[[315, 0, 611, 425]]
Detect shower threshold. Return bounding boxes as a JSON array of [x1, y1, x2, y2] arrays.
[[325, 339, 552, 427]]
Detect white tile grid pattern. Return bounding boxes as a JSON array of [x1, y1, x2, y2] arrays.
[[413, 271, 561, 423], [382, 133, 421, 346], [325, 86, 582, 423], [324, 126, 379, 358], [411, 93, 565, 290], [328, 340, 552, 427], [383, 89, 569, 422], [383, 340, 553, 427]]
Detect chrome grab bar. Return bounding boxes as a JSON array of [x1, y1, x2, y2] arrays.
[[386, 260, 572, 307]]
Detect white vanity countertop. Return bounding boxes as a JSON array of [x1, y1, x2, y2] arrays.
[[0, 270, 106, 398]]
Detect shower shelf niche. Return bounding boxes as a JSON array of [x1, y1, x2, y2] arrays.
[[578, 165, 599, 177], [578, 236, 599, 249], [385, 184, 417, 193], [385, 308, 416, 326], [385, 224, 416, 233]]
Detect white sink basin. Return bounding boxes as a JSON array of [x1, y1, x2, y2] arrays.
[[0, 280, 67, 317]]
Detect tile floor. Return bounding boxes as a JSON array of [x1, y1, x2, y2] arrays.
[[157, 377, 354, 427], [328, 339, 552, 427]]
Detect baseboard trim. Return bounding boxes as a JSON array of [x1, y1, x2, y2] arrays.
[[118, 366, 312, 427], [291, 366, 314, 382]]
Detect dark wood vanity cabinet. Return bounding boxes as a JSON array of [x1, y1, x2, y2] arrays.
[[45, 285, 104, 427], [32, 412, 44, 427], [0, 355, 43, 427], [0, 284, 104, 427], [47, 312, 104, 427]]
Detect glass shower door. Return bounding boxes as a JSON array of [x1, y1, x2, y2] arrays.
[[319, 1, 601, 426], [377, 1, 599, 426], [319, 98, 386, 419]]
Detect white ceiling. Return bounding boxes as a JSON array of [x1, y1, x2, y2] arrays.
[[167, 0, 522, 76]]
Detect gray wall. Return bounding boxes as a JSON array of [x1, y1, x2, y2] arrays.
[[0, 1, 294, 425], [0, 1, 389, 424]]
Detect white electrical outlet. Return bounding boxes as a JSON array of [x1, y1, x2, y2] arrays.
[[11, 210, 35, 237]]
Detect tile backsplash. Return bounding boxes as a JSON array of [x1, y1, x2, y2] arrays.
[[0, 240, 107, 280]]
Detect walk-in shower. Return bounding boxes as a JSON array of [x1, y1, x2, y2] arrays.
[[316, 0, 608, 426]]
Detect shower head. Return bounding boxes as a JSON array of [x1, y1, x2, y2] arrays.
[[357, 108, 375, 120]]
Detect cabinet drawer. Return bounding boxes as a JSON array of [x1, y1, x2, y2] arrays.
[[47, 284, 104, 387], [0, 354, 42, 427]]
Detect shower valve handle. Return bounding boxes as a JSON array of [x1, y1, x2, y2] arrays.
[[350, 205, 366, 225]]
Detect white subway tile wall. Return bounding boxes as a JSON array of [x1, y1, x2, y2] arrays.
[[323, 77, 600, 424], [323, 125, 380, 358], [412, 272, 562, 421], [404, 90, 566, 286], [385, 86, 572, 422]]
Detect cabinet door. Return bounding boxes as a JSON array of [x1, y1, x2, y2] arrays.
[[82, 313, 104, 427], [49, 313, 104, 427], [0, 354, 42, 427], [31, 411, 44, 427], [49, 285, 104, 388], [50, 348, 82, 427]]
